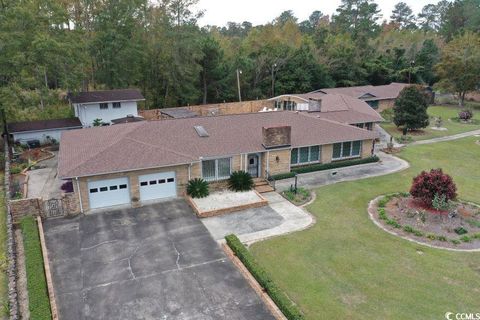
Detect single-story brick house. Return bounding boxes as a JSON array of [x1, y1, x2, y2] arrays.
[[304, 82, 410, 111], [58, 111, 379, 212], [7, 118, 83, 145]]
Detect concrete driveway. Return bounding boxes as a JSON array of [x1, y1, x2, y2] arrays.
[[27, 151, 63, 199], [43, 200, 274, 320]]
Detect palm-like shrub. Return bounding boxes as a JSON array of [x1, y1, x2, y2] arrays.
[[228, 171, 254, 192], [186, 178, 209, 198], [410, 169, 457, 207]]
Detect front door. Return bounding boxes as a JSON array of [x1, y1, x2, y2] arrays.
[[247, 154, 259, 177]]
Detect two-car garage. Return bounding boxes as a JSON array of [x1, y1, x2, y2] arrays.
[[87, 171, 177, 210]]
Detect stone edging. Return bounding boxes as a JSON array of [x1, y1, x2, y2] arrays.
[[36, 217, 58, 320], [367, 195, 480, 252], [221, 244, 287, 320], [4, 140, 19, 319]]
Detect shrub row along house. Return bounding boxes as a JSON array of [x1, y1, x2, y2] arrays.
[[58, 111, 379, 211]]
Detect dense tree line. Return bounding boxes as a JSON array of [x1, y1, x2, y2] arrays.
[[0, 0, 479, 121]]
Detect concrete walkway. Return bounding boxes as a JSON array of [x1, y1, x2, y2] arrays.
[[275, 152, 409, 191], [27, 152, 63, 199], [411, 129, 480, 145], [374, 124, 402, 150], [201, 192, 314, 245]]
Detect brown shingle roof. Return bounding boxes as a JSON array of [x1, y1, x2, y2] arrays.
[[8, 118, 82, 133], [69, 89, 145, 104], [58, 111, 378, 178], [314, 83, 409, 100], [270, 93, 383, 124]]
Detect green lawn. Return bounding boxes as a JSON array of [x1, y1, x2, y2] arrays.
[[251, 137, 480, 319], [381, 105, 480, 142]]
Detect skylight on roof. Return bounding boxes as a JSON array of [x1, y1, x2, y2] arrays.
[[194, 125, 209, 137]]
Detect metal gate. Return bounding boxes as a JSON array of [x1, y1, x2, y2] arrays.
[[45, 199, 65, 218]]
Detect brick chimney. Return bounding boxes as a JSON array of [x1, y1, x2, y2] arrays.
[[262, 125, 291, 149], [308, 98, 322, 112]]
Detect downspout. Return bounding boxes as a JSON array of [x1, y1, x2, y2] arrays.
[[75, 177, 84, 214], [266, 151, 270, 177], [188, 163, 191, 180]]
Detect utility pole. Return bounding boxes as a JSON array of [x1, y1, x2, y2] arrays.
[[236, 69, 242, 102], [271, 63, 277, 97]]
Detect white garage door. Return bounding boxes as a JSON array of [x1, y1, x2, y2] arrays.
[[139, 172, 177, 201], [88, 177, 130, 209]]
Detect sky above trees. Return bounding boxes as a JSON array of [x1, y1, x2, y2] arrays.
[[196, 0, 437, 26]]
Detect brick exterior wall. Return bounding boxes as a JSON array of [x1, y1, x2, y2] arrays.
[[72, 139, 375, 211], [321, 144, 333, 163], [362, 139, 374, 158], [378, 99, 395, 112], [265, 149, 291, 176], [9, 198, 44, 223], [76, 164, 191, 211]]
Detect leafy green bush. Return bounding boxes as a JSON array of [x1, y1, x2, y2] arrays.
[[451, 239, 461, 245], [186, 178, 209, 198], [403, 225, 415, 233], [387, 219, 401, 228], [454, 227, 468, 235], [460, 235, 471, 242], [225, 234, 304, 320], [228, 171, 254, 192], [269, 172, 296, 180], [269, 156, 380, 180], [20, 216, 52, 320], [282, 187, 311, 205], [413, 230, 424, 237], [437, 235, 447, 242]]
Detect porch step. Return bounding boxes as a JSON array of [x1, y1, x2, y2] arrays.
[[255, 184, 275, 193]]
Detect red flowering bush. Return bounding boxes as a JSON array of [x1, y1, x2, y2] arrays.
[[458, 109, 473, 121], [410, 169, 457, 207]]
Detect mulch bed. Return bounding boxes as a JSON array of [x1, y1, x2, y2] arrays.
[[373, 195, 480, 250], [19, 148, 51, 162]]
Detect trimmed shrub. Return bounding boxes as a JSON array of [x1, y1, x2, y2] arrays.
[[20, 217, 52, 320], [270, 172, 296, 180], [228, 171, 254, 192], [225, 234, 304, 320], [269, 156, 380, 180], [458, 109, 473, 121], [410, 169, 457, 207], [186, 178, 209, 198], [292, 156, 380, 175], [454, 226, 468, 235], [61, 180, 73, 193]]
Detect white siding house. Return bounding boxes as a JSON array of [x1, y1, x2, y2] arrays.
[[69, 89, 145, 127], [8, 118, 83, 145]]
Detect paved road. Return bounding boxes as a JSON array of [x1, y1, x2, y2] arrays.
[[43, 200, 274, 320], [275, 152, 409, 191]]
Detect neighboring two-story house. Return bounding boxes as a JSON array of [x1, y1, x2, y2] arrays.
[[69, 89, 145, 127]]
